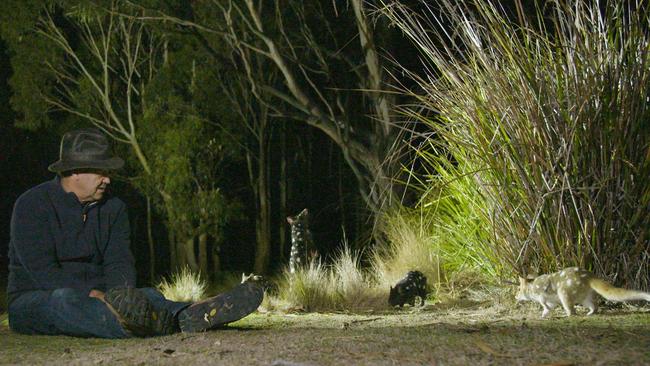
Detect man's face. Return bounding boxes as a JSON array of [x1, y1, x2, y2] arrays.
[[71, 169, 112, 202]]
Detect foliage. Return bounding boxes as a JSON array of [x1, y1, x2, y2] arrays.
[[135, 94, 238, 248], [0, 0, 65, 130], [383, 0, 650, 288], [157, 266, 207, 302]]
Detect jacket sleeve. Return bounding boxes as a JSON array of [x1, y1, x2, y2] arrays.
[[10, 195, 78, 290], [102, 202, 137, 289]]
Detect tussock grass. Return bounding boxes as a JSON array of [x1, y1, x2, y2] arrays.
[[157, 266, 207, 302], [274, 246, 388, 312], [276, 260, 337, 311], [382, 0, 650, 289], [371, 212, 442, 290]]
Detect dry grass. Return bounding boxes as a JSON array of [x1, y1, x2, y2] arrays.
[[156, 266, 207, 302], [272, 245, 390, 312], [371, 212, 442, 290]]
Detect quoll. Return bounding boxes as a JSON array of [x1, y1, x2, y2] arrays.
[[286, 208, 317, 274], [516, 267, 650, 318], [389, 270, 428, 307]]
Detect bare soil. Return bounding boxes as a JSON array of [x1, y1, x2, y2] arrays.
[[1, 301, 649, 365]]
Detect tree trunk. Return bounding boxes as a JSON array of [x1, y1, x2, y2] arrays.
[[147, 197, 155, 282], [212, 244, 221, 273], [169, 230, 178, 271], [184, 237, 199, 272], [198, 232, 208, 276], [279, 121, 288, 262], [253, 126, 272, 274], [239, 0, 394, 214]]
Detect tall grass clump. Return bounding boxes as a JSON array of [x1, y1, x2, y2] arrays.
[[371, 211, 443, 290], [276, 259, 337, 311], [157, 266, 207, 302], [276, 245, 386, 311], [382, 0, 650, 288]]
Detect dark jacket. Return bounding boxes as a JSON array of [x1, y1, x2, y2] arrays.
[[7, 177, 136, 305]]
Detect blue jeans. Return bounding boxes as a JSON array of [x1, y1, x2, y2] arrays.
[[8, 288, 191, 338]]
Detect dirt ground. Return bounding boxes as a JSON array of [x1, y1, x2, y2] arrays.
[[1, 301, 650, 366]]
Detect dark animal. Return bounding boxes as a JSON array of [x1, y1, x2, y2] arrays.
[[389, 271, 428, 307], [287, 208, 316, 274]]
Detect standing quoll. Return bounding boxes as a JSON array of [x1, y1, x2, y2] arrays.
[[516, 267, 650, 318], [286, 208, 317, 274], [389, 270, 428, 307]]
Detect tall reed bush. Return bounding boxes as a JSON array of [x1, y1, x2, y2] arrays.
[[382, 0, 650, 288]]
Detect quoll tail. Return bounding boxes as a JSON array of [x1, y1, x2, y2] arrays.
[[589, 278, 650, 302]]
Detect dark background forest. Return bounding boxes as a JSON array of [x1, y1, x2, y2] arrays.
[[0, 0, 428, 289], [0, 35, 373, 286]]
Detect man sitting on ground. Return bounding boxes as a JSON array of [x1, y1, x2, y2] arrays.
[[7, 128, 263, 338]]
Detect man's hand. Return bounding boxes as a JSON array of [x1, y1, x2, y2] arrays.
[[89, 289, 106, 302]]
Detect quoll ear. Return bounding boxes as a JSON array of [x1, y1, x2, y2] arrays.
[[287, 216, 294, 224]]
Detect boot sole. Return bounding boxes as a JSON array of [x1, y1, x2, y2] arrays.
[[178, 282, 264, 332]]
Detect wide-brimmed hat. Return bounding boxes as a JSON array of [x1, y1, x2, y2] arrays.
[[48, 128, 124, 173]]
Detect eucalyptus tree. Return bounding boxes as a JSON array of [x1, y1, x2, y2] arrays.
[[128, 0, 404, 216], [216, 56, 279, 273]]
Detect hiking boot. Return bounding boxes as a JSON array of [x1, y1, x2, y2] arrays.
[[104, 287, 177, 337], [178, 281, 264, 332]]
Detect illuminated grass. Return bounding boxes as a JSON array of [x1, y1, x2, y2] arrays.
[[157, 266, 207, 302], [274, 245, 387, 312]]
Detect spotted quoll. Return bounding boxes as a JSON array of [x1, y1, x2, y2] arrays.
[[389, 270, 428, 307], [286, 208, 316, 274], [516, 267, 650, 318]]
